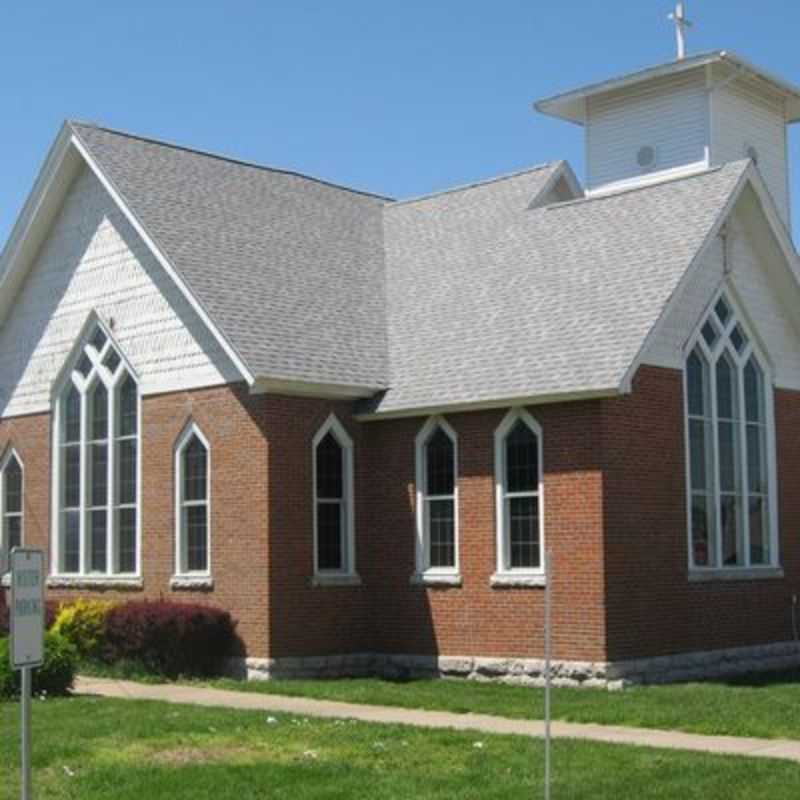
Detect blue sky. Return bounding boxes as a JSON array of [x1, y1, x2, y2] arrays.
[[2, 0, 800, 245]]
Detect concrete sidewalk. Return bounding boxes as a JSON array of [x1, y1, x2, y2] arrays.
[[75, 676, 800, 764]]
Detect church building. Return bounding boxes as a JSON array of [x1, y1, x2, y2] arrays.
[[1, 48, 800, 685]]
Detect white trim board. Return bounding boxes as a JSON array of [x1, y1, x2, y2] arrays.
[[68, 132, 255, 386], [622, 164, 800, 393], [0, 126, 252, 388]]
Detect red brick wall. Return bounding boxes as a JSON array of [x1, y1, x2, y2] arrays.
[[601, 366, 800, 661], [263, 396, 371, 657], [264, 397, 608, 663], [4, 366, 796, 668], [0, 383, 272, 658], [356, 403, 608, 663]]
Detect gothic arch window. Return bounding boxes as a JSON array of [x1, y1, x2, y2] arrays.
[[53, 321, 139, 576], [414, 417, 459, 577], [685, 293, 778, 570], [494, 409, 544, 576], [174, 424, 211, 576], [0, 448, 24, 562], [312, 414, 355, 576]]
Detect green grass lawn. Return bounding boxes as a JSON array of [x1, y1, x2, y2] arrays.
[[190, 669, 800, 741], [1, 696, 799, 799]]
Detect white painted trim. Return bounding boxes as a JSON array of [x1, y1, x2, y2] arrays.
[[312, 413, 357, 579], [490, 573, 547, 588], [413, 416, 460, 578], [170, 575, 214, 590], [493, 408, 545, 577], [535, 50, 800, 125], [0, 125, 76, 326], [585, 161, 710, 199], [527, 160, 584, 208], [356, 388, 620, 423], [0, 127, 251, 388], [783, 100, 793, 236], [705, 64, 714, 167], [681, 288, 780, 575], [49, 319, 142, 579], [46, 576, 143, 590], [49, 311, 140, 407], [174, 421, 212, 579], [0, 446, 24, 566], [741, 164, 799, 269], [621, 163, 800, 394], [68, 132, 254, 386], [409, 573, 462, 587]]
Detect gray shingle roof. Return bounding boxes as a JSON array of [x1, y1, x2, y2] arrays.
[[71, 122, 390, 390], [369, 160, 748, 415], [69, 122, 748, 415]]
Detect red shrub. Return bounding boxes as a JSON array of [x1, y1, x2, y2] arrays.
[[102, 600, 237, 677]]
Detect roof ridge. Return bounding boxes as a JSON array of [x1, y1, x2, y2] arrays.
[[388, 163, 556, 209], [68, 120, 394, 202]]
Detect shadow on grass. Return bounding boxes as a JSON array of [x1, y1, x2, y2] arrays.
[[713, 667, 800, 689]]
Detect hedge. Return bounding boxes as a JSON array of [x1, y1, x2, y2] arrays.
[[0, 632, 77, 698], [102, 600, 238, 678]]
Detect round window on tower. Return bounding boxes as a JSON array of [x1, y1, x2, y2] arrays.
[[636, 145, 657, 172]]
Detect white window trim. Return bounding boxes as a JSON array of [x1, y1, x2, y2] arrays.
[[312, 413, 357, 579], [493, 408, 545, 579], [413, 416, 460, 580], [50, 316, 142, 578], [0, 446, 24, 567], [174, 422, 212, 579], [682, 287, 780, 576]]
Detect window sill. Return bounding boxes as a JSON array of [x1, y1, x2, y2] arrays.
[[170, 575, 214, 591], [688, 567, 784, 583], [1, 574, 9, 588], [46, 576, 144, 590], [310, 573, 362, 588], [410, 572, 462, 587], [490, 573, 546, 588]]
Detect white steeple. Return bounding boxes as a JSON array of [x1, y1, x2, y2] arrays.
[[535, 51, 800, 230]]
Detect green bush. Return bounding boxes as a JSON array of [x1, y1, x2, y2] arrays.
[[0, 632, 77, 698], [51, 598, 116, 659]]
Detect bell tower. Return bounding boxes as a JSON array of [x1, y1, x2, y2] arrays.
[[535, 51, 800, 231]]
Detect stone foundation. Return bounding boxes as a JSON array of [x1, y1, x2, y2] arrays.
[[226, 640, 800, 688]]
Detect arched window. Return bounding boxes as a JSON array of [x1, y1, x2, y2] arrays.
[[313, 415, 355, 576], [53, 322, 139, 576], [685, 293, 777, 570], [175, 424, 210, 576], [1, 449, 23, 561], [415, 417, 458, 576], [494, 409, 544, 576]]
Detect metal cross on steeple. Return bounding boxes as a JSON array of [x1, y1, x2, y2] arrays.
[[668, 2, 693, 60]]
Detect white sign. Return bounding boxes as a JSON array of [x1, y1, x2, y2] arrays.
[[10, 549, 45, 669]]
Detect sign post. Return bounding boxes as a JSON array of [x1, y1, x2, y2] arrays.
[[10, 548, 45, 800], [543, 550, 553, 800]]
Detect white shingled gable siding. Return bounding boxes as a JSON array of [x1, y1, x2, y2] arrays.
[[641, 205, 800, 391], [586, 71, 708, 190], [711, 81, 790, 228], [0, 166, 241, 418]]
